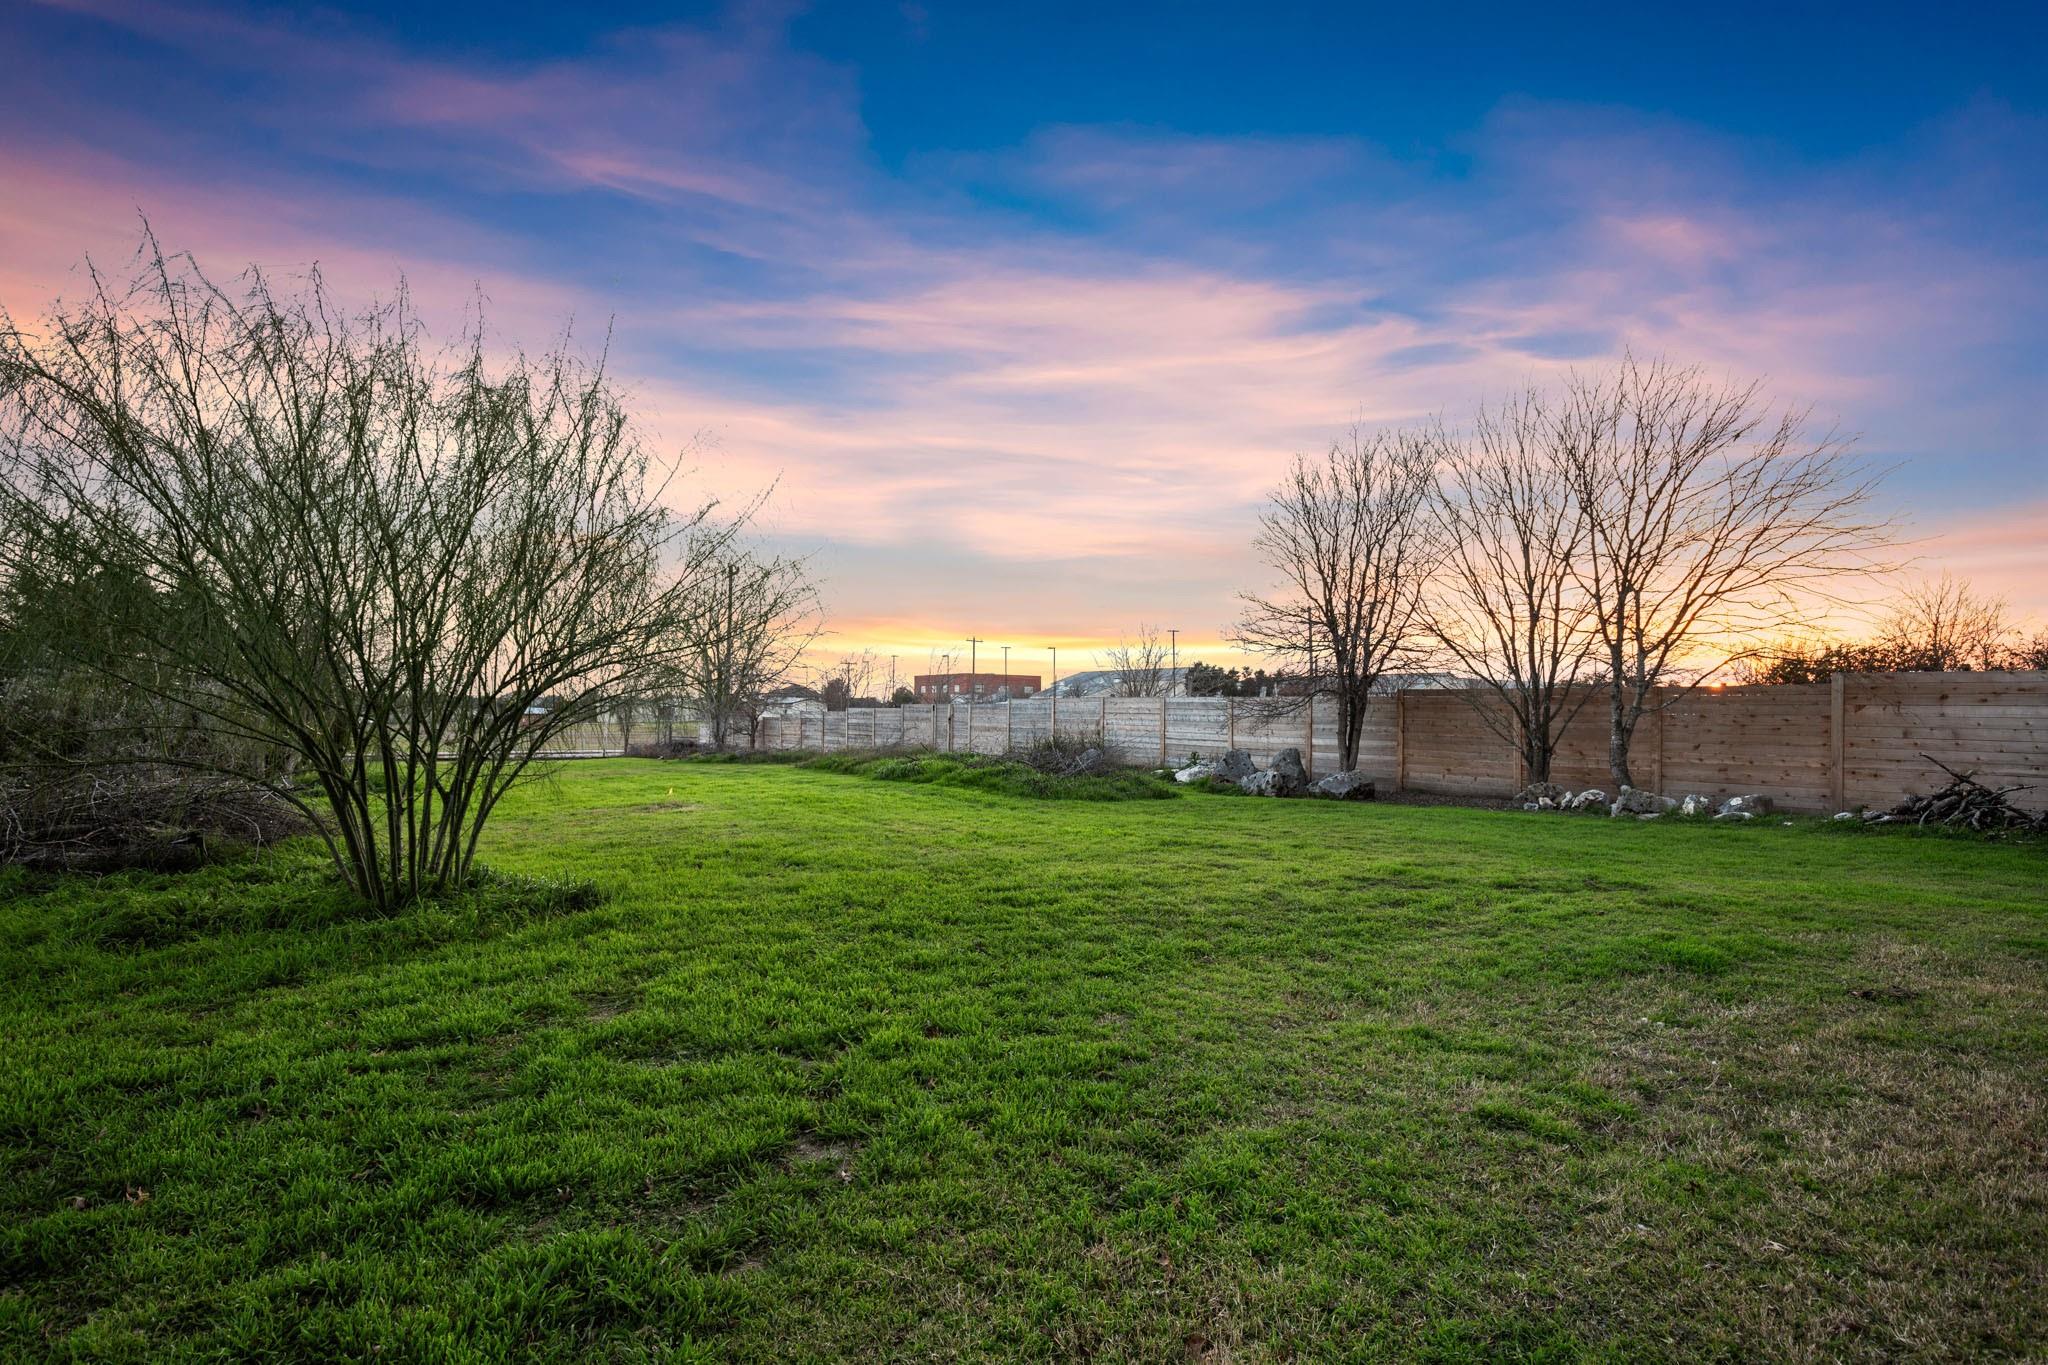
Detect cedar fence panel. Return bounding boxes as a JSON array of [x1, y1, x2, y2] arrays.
[[1842, 672, 2048, 811]]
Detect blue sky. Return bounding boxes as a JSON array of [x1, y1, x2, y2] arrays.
[[3, 0, 2044, 665]]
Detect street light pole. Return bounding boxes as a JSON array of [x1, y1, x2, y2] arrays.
[[1168, 628, 1179, 697]]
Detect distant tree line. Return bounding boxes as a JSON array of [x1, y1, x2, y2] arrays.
[[1740, 574, 2047, 683]]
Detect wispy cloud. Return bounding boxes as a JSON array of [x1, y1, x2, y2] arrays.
[[3, 1, 2043, 645]]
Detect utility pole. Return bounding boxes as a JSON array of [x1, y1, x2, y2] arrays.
[[1167, 628, 1179, 697], [966, 637, 983, 743]]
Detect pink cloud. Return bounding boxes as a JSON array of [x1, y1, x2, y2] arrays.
[[4, 9, 2040, 656], [1913, 504, 2048, 624], [0, 143, 590, 344]]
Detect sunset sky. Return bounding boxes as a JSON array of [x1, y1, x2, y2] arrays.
[[4, 0, 2044, 682]]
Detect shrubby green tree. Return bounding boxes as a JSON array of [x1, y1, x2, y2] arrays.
[[1182, 661, 1236, 696], [0, 550, 305, 866], [0, 237, 734, 910]]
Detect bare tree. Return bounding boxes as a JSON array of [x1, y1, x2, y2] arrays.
[[2009, 630, 2048, 672], [0, 236, 727, 910], [1235, 427, 1438, 771], [666, 546, 818, 748], [1556, 355, 1891, 789], [1875, 573, 2011, 671], [612, 697, 642, 752], [1098, 625, 1169, 697], [815, 647, 879, 709], [1423, 397, 1600, 785]]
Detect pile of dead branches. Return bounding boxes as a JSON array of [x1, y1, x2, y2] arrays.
[[0, 765, 307, 871], [1864, 757, 2046, 834], [0, 665, 312, 871]]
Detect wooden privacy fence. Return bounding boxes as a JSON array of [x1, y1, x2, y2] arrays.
[[752, 671, 2048, 814]]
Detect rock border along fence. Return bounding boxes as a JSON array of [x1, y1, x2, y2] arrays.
[[753, 671, 2048, 814]]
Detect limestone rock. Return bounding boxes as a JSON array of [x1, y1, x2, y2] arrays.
[[1610, 785, 1663, 818], [1212, 748, 1256, 782], [1240, 769, 1300, 798], [1313, 770, 1376, 801], [1717, 793, 1772, 817]]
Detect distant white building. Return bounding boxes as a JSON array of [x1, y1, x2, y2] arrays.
[[760, 683, 825, 719], [1042, 667, 1196, 699]]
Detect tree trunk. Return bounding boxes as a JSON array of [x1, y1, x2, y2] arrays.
[[1604, 635, 1635, 789], [1522, 717, 1552, 785], [1607, 689, 1634, 789], [1334, 688, 1371, 772]]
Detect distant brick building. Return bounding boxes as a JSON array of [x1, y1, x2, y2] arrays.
[[912, 672, 1042, 701]]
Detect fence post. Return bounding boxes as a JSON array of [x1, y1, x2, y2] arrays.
[[1159, 695, 1169, 765], [1829, 672, 1846, 810], [1227, 695, 1236, 750], [1006, 699, 1014, 754], [1650, 686, 1665, 793], [1099, 697, 1108, 746], [1395, 689, 1407, 792], [1304, 694, 1316, 779]]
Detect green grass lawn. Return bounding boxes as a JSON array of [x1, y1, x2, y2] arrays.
[[4, 761, 2045, 1362]]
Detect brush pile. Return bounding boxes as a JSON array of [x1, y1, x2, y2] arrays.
[[1864, 758, 2046, 834], [1, 671, 308, 870], [0, 765, 307, 870]]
